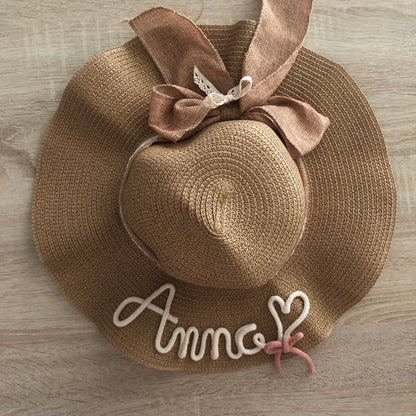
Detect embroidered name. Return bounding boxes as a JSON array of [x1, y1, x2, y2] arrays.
[[113, 284, 310, 363]]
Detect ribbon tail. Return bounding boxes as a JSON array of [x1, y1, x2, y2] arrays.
[[244, 96, 330, 159], [241, 0, 314, 110], [273, 350, 284, 373], [128, 7, 234, 91], [291, 347, 315, 373]]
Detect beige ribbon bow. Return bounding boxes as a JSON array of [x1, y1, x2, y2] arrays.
[[128, 0, 330, 159]]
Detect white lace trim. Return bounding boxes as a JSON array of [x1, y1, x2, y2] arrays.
[[193, 66, 253, 110]]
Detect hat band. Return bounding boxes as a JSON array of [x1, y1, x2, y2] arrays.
[[118, 135, 165, 266]]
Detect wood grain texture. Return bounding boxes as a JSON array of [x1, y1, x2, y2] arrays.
[[1, 0, 415, 415]]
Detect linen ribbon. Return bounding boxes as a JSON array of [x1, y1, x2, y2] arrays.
[[128, 0, 330, 159], [264, 332, 315, 373]]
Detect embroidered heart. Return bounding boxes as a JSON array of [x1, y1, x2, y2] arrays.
[[267, 290, 310, 340], [264, 291, 314, 373]]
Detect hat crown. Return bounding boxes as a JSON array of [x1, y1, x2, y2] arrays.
[[120, 120, 306, 289]]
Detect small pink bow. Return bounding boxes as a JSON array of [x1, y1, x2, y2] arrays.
[[264, 332, 314, 373]]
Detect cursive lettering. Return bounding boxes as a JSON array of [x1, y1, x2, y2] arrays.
[[113, 284, 309, 361]]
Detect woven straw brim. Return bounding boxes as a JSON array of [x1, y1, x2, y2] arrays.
[[32, 21, 396, 372]]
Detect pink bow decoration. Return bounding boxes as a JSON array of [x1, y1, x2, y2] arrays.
[[149, 84, 330, 159], [128, 0, 330, 161], [264, 332, 314, 373]]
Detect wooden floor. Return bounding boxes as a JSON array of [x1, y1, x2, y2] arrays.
[[1, 1, 415, 415]]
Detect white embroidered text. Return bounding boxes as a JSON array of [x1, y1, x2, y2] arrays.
[[113, 284, 309, 361]]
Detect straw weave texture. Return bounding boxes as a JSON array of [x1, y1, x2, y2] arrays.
[[121, 120, 306, 289]]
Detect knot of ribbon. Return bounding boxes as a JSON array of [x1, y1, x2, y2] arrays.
[[264, 332, 314, 373], [129, 0, 330, 160], [148, 69, 329, 159]]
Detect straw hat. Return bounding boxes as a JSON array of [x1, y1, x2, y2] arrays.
[[32, 0, 396, 373]]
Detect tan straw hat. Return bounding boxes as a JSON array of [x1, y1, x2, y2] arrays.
[[32, 0, 396, 373]]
